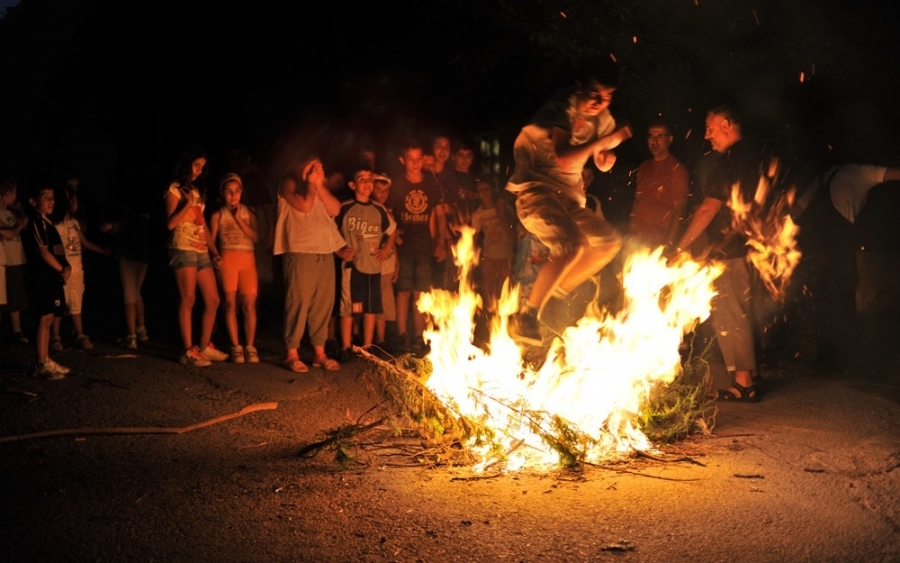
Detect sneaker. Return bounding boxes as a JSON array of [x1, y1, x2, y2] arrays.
[[508, 311, 543, 346], [245, 345, 260, 364], [35, 360, 66, 380], [14, 331, 29, 345], [230, 345, 245, 364], [50, 337, 64, 351], [200, 342, 228, 362], [118, 335, 138, 350], [77, 335, 94, 350], [45, 357, 71, 375], [135, 326, 150, 343], [180, 346, 212, 367]]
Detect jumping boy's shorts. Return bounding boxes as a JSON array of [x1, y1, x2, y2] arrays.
[[515, 187, 621, 258]]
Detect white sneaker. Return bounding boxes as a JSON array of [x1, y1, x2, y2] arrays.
[[136, 326, 150, 343], [180, 346, 212, 367], [230, 345, 245, 364], [245, 345, 260, 364], [35, 359, 68, 380], [200, 342, 229, 362], [45, 358, 71, 375]]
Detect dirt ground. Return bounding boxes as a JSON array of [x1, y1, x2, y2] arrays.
[[2, 323, 900, 563]]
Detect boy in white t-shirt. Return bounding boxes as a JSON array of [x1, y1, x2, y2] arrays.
[[0, 180, 30, 344]]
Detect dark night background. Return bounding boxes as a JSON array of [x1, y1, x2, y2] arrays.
[[1, 0, 899, 353]]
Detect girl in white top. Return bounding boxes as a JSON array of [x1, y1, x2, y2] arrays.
[[164, 144, 227, 367], [209, 173, 260, 364]]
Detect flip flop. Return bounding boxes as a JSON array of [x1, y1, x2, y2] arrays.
[[284, 356, 309, 373], [312, 357, 340, 371]]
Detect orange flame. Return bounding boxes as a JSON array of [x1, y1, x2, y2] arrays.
[[418, 228, 723, 471], [728, 158, 801, 301]]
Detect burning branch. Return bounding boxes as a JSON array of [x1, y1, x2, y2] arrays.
[[729, 158, 801, 301]]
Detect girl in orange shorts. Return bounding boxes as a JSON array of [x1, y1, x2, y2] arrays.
[[209, 173, 260, 363]]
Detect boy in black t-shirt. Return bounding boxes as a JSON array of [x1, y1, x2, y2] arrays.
[[27, 185, 71, 379]]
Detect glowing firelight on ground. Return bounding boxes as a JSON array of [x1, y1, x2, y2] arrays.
[[418, 229, 724, 471]]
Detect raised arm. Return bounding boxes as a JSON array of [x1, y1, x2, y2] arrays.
[[551, 124, 633, 171], [232, 207, 259, 243]]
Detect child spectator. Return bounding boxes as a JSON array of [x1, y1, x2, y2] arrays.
[[371, 171, 399, 350], [273, 155, 353, 373], [335, 165, 396, 360], [0, 179, 30, 344], [99, 169, 154, 350], [209, 173, 260, 364], [384, 139, 446, 353], [471, 176, 516, 313], [26, 184, 71, 379], [164, 144, 227, 367], [50, 183, 110, 350]]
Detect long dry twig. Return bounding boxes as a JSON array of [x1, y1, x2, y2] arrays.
[[0, 402, 278, 444]]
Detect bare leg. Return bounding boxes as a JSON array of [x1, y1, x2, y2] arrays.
[[241, 293, 257, 348], [135, 298, 146, 332], [174, 267, 198, 350], [196, 268, 220, 350], [375, 315, 386, 342], [223, 291, 239, 346], [558, 241, 621, 295], [52, 317, 62, 341], [11, 310, 23, 333], [71, 313, 85, 338], [526, 248, 583, 311], [124, 303, 137, 336], [396, 290, 411, 336], [340, 315, 353, 350], [362, 313, 376, 347], [411, 290, 425, 338], [36, 314, 54, 362]]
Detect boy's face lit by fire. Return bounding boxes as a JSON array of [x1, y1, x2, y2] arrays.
[[350, 171, 374, 199], [372, 181, 390, 205], [578, 82, 615, 116]]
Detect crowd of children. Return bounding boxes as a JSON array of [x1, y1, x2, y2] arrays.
[[0, 130, 563, 379]]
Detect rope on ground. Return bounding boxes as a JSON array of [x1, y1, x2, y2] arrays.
[[0, 402, 279, 444]]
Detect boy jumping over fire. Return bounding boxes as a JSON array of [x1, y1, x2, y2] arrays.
[[506, 58, 632, 345]]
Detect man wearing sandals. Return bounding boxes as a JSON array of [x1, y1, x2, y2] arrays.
[[673, 105, 760, 402]]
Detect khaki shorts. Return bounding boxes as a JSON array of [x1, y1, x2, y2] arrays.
[[515, 187, 621, 258]]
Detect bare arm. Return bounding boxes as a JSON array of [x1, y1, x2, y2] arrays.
[[79, 230, 109, 256], [165, 190, 196, 231], [676, 197, 722, 251], [883, 168, 900, 182], [551, 125, 632, 171], [665, 168, 691, 246], [208, 211, 221, 254], [279, 178, 316, 213], [39, 245, 67, 274], [0, 215, 27, 240], [232, 206, 259, 243]]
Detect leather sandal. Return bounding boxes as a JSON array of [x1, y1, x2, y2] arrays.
[[284, 356, 309, 373], [716, 380, 759, 403], [312, 356, 340, 371]]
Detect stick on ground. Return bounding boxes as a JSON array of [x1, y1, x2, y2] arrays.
[[0, 402, 278, 444]]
